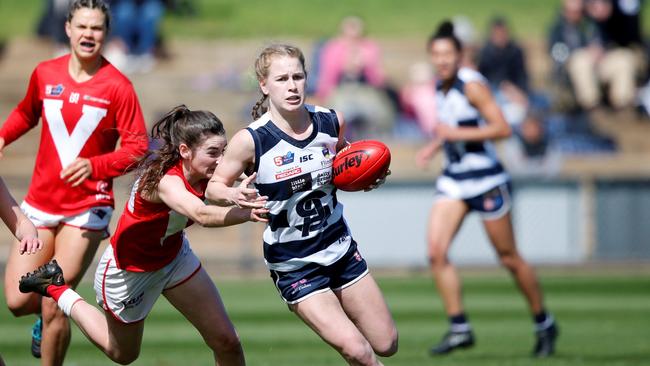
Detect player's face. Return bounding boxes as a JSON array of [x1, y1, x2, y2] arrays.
[[65, 8, 107, 62], [188, 134, 228, 179], [260, 55, 306, 113], [430, 39, 461, 82]]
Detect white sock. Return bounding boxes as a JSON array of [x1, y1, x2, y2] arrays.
[[57, 289, 83, 317]]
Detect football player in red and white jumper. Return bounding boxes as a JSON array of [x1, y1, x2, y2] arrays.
[[0, 1, 147, 364], [19, 105, 269, 365]]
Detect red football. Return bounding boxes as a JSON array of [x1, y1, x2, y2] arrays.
[[332, 140, 391, 192]]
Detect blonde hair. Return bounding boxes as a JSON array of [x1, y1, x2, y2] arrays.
[[251, 44, 306, 120]]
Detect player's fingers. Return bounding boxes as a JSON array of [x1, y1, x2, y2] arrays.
[[70, 171, 89, 187], [18, 241, 26, 255], [241, 172, 257, 186]]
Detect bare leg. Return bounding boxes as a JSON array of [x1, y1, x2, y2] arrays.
[[335, 274, 398, 357], [68, 299, 145, 363], [40, 226, 103, 366], [164, 268, 245, 366], [4, 228, 55, 316], [482, 213, 544, 314], [292, 290, 383, 366], [427, 199, 469, 316]]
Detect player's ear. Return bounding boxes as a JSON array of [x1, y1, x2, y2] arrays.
[[65, 21, 72, 39], [179, 143, 192, 160], [259, 79, 269, 96]]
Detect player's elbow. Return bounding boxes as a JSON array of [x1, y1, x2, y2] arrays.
[[194, 206, 226, 228], [496, 124, 512, 139]]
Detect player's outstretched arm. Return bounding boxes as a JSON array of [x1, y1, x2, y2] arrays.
[[159, 174, 268, 227], [0, 178, 42, 254], [207, 129, 267, 208]]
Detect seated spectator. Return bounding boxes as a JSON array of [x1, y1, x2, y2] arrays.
[[397, 62, 437, 139], [547, 111, 617, 154], [478, 16, 530, 125], [317, 16, 396, 139], [564, 0, 646, 110], [316, 16, 386, 101], [502, 111, 563, 177], [104, 0, 165, 73], [548, 0, 599, 112]]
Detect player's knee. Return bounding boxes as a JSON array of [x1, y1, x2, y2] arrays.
[[340, 339, 375, 365], [498, 251, 521, 271], [428, 248, 449, 268], [108, 348, 140, 365], [6, 297, 33, 317], [41, 299, 64, 322], [373, 329, 399, 357], [206, 331, 243, 357]]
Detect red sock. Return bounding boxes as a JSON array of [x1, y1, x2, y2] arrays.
[[46, 285, 70, 302]]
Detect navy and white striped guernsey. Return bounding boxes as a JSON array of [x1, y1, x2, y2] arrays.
[[247, 105, 351, 272], [435, 67, 510, 199]]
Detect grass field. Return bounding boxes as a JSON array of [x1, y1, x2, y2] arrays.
[[0, 271, 648, 365]]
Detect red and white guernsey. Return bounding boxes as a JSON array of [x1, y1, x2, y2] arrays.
[[0, 54, 148, 215], [111, 161, 208, 272]]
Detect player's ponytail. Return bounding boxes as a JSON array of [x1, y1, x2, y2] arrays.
[[427, 19, 462, 51], [251, 95, 268, 120], [136, 105, 225, 196]]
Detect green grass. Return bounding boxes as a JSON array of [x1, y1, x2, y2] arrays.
[[4, 0, 650, 41], [1, 271, 649, 365]]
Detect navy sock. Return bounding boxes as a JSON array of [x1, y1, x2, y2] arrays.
[[533, 310, 555, 331], [533, 311, 548, 324], [449, 313, 471, 332]]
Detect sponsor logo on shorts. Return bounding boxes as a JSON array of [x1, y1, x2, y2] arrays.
[[45, 84, 64, 96], [483, 197, 495, 211], [122, 291, 144, 309], [353, 251, 362, 262], [290, 278, 311, 295], [91, 208, 107, 220]]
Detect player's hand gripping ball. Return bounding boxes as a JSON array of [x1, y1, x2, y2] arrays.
[[332, 140, 391, 192]]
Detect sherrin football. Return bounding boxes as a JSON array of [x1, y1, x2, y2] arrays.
[[332, 140, 391, 192]]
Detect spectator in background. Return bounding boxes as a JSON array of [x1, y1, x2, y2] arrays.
[[104, 0, 165, 73], [501, 111, 563, 177], [478, 17, 531, 125], [36, 0, 73, 56], [548, 0, 599, 111], [397, 61, 437, 139], [316, 16, 386, 101], [565, 0, 646, 110], [317, 16, 396, 139]]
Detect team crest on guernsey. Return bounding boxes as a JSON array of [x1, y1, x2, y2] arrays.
[[321, 147, 331, 159], [45, 84, 64, 96], [274, 151, 295, 166]]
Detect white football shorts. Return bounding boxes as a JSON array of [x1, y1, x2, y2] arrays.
[[21, 201, 113, 237], [94, 238, 201, 324]]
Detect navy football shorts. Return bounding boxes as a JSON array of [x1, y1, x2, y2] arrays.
[[270, 241, 369, 304]]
